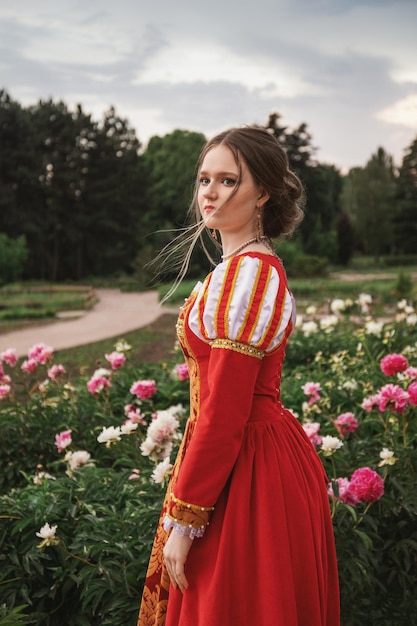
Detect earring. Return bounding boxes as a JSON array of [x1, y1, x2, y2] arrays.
[[211, 229, 217, 241], [256, 209, 263, 243]]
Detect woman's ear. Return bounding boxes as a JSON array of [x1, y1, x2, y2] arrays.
[[257, 188, 270, 207]]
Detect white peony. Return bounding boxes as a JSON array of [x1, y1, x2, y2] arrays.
[[378, 447, 398, 467], [320, 435, 344, 456], [97, 426, 122, 446], [301, 321, 319, 337], [121, 421, 139, 435], [364, 320, 383, 337], [330, 298, 345, 314], [151, 457, 173, 484], [66, 450, 92, 470], [320, 315, 339, 330], [36, 522, 57, 540]]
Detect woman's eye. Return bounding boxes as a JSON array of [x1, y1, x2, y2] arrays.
[[199, 177, 210, 185], [223, 178, 236, 186]]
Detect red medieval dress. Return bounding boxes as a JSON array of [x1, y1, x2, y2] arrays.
[[137, 252, 340, 626]]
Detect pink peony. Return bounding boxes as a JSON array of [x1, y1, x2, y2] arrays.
[[404, 366, 417, 380], [349, 467, 384, 503], [0, 348, 17, 367], [334, 412, 359, 437], [87, 376, 112, 395], [327, 477, 359, 506], [146, 410, 180, 445], [361, 394, 380, 412], [175, 363, 189, 381], [302, 381, 322, 405], [21, 358, 38, 374], [128, 469, 141, 480], [407, 381, 417, 406], [48, 364, 66, 381], [130, 379, 157, 400], [105, 351, 126, 370], [0, 384, 11, 400], [55, 429, 72, 453], [28, 343, 54, 364], [380, 353, 409, 376], [376, 384, 409, 414], [302, 422, 322, 446], [124, 404, 146, 425]]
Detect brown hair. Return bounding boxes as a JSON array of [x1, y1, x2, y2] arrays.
[[157, 125, 304, 302], [192, 125, 304, 238]]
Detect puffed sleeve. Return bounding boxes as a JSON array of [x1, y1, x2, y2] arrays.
[[164, 255, 294, 538]]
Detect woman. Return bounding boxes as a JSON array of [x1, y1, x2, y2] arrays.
[[138, 126, 340, 625]]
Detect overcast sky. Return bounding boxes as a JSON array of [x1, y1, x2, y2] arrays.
[[1, 0, 416, 171]]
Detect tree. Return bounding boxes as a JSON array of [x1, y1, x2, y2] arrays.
[[141, 129, 207, 279], [265, 112, 343, 258], [341, 147, 397, 258], [335, 212, 355, 266], [0, 233, 28, 284], [0, 90, 40, 246], [78, 106, 148, 278], [394, 136, 417, 254], [0, 95, 148, 281], [301, 164, 343, 259], [28, 98, 89, 280]]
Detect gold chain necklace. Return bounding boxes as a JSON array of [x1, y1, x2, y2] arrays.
[[221, 236, 272, 261]]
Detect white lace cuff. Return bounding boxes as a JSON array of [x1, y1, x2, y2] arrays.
[[163, 514, 206, 539]]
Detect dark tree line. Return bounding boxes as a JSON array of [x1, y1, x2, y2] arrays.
[[1, 89, 416, 284], [0, 91, 147, 281], [341, 143, 417, 259]]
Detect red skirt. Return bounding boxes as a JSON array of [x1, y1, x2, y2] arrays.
[[138, 408, 340, 626]]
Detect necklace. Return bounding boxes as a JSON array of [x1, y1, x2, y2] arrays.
[[221, 236, 272, 261]]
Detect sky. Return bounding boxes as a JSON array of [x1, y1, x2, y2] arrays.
[[1, 0, 416, 171]]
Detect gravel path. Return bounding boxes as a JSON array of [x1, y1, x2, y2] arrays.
[[330, 271, 417, 282], [0, 289, 179, 357]]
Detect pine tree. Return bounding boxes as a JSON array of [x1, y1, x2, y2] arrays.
[[394, 137, 417, 254]]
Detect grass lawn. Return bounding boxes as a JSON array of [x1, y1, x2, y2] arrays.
[[55, 312, 178, 378], [0, 283, 97, 330]]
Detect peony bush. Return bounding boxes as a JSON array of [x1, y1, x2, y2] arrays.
[[0, 294, 417, 625]]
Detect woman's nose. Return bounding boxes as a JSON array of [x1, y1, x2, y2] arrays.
[[204, 183, 217, 198]]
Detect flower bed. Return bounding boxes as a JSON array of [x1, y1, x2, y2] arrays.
[[0, 293, 416, 625]]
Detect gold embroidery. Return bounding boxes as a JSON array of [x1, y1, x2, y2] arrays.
[[209, 337, 264, 359], [170, 492, 214, 512], [167, 492, 213, 529], [179, 293, 201, 421], [175, 315, 185, 341]]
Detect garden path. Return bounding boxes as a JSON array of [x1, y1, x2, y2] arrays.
[[0, 289, 179, 357]]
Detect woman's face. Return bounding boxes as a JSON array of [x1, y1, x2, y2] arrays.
[[197, 144, 267, 236]]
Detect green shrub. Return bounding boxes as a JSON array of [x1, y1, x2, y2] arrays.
[[0, 605, 30, 626], [290, 253, 329, 277], [395, 271, 414, 299], [275, 238, 304, 274], [0, 235, 28, 285], [382, 254, 417, 267]]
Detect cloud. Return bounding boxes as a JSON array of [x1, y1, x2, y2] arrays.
[[378, 93, 417, 129], [0, 0, 416, 169]]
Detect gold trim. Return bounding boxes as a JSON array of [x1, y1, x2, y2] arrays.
[[170, 492, 214, 512], [209, 337, 264, 359]]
